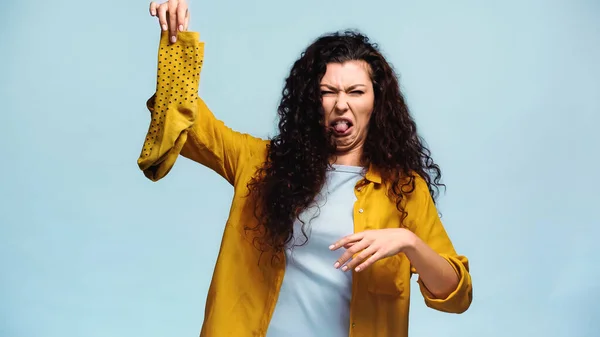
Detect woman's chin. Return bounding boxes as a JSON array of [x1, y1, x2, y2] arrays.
[[334, 139, 362, 153]]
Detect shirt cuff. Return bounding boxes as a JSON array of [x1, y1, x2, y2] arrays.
[[418, 254, 473, 313]]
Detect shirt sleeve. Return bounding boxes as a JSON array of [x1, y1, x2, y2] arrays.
[[406, 176, 473, 314], [137, 31, 266, 185]]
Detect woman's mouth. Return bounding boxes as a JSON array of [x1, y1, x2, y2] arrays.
[[330, 119, 353, 136]]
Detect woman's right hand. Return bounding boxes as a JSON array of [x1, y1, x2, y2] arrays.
[[149, 0, 189, 43]]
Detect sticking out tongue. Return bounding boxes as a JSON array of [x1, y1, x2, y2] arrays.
[[334, 123, 349, 133]]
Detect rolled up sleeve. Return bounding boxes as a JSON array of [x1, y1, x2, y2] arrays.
[[408, 176, 473, 313], [417, 254, 472, 313]]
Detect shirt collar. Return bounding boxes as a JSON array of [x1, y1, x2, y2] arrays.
[[364, 164, 382, 184]]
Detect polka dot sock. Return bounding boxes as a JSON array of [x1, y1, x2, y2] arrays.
[[137, 31, 204, 180]]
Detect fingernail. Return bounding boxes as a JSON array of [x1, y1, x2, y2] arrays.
[[171, 35, 177, 43], [328, 245, 335, 250], [342, 266, 348, 271], [151, 10, 156, 16], [179, 24, 184, 31], [334, 262, 340, 268], [355, 267, 361, 272], [162, 24, 168, 31]]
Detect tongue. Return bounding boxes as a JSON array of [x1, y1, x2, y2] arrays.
[[334, 123, 349, 133]]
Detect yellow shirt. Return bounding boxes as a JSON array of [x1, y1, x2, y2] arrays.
[[138, 31, 473, 337]]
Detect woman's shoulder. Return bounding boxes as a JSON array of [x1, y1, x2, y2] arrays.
[[401, 171, 436, 206]]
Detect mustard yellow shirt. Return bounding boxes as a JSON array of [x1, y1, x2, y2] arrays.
[[138, 31, 473, 337]]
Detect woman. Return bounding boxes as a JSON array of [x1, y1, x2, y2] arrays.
[[139, 1, 473, 336]]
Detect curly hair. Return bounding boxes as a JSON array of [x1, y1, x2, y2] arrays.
[[247, 30, 443, 255]]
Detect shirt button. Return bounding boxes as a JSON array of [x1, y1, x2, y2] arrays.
[[352, 322, 356, 328], [358, 209, 364, 213]]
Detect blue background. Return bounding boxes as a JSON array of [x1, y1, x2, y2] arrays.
[[1, 0, 599, 336]]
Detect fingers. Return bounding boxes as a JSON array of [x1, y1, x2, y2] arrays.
[[350, 250, 381, 272], [157, 2, 169, 32], [184, 10, 190, 31], [149, 2, 158, 16], [331, 228, 405, 272], [168, 0, 178, 42], [151, 1, 188, 42], [334, 239, 370, 270], [177, 2, 188, 33], [329, 232, 365, 251]]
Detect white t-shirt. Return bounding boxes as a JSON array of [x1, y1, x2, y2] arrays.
[[266, 164, 365, 337]]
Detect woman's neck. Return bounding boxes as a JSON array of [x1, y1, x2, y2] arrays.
[[330, 148, 364, 167]]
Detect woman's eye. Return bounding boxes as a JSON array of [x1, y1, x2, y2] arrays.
[[350, 91, 364, 95], [321, 91, 334, 95]]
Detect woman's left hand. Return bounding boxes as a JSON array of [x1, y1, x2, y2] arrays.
[[329, 228, 418, 272]]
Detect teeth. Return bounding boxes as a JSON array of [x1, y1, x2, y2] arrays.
[[334, 121, 349, 126]]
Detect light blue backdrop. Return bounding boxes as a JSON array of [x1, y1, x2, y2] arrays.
[[1, 0, 599, 336]]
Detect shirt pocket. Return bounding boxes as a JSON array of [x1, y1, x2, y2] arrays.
[[366, 254, 407, 296]]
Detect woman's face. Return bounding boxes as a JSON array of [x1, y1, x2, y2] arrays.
[[320, 60, 375, 158]]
